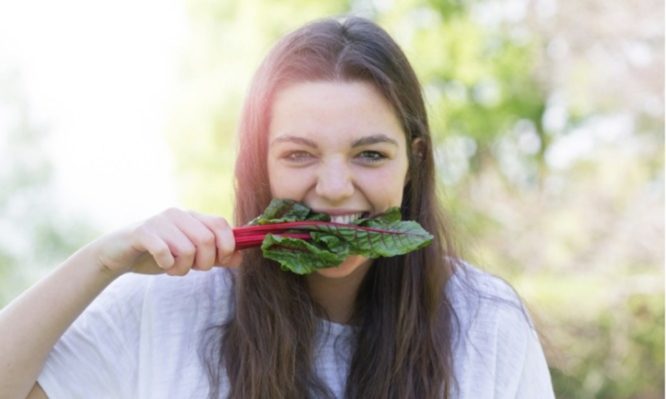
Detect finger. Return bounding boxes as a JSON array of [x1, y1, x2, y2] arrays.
[[165, 209, 217, 272], [168, 237, 196, 276], [151, 216, 196, 276], [219, 250, 243, 268], [132, 226, 175, 270], [189, 212, 236, 267]]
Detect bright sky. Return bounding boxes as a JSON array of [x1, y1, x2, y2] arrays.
[[0, 0, 188, 229]]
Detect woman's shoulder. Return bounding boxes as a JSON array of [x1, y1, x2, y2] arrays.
[[445, 259, 537, 347], [446, 260, 527, 318], [445, 260, 555, 398]]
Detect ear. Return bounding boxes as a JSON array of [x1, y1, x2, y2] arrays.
[[405, 137, 425, 186], [411, 137, 425, 161]]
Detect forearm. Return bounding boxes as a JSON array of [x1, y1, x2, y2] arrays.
[[0, 241, 121, 398], [0, 207, 238, 398]]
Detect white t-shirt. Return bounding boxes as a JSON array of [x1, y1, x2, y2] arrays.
[[37, 263, 555, 398]]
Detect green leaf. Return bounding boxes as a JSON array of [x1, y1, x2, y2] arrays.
[[255, 199, 433, 275], [261, 234, 347, 274], [250, 199, 329, 224]]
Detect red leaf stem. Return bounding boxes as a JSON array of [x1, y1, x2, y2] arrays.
[[233, 228, 312, 250], [232, 221, 402, 250], [234, 221, 392, 235]]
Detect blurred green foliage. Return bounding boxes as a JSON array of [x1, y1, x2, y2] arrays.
[[0, 70, 99, 305], [543, 289, 664, 399]]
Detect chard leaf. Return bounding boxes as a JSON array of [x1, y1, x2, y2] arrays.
[[261, 234, 347, 274], [250, 200, 328, 224], [354, 207, 402, 225], [255, 199, 433, 275], [305, 219, 432, 259]]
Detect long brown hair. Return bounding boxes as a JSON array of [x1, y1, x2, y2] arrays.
[[206, 16, 459, 398]]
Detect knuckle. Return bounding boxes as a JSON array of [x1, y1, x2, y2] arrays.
[[195, 231, 216, 247], [179, 245, 195, 258], [214, 217, 230, 229]]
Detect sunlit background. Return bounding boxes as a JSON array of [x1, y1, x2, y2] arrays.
[[0, 0, 663, 398]]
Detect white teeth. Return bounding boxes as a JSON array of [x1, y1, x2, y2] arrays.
[[330, 212, 364, 224]]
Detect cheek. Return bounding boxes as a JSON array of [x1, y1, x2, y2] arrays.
[[267, 159, 286, 198], [268, 162, 312, 200], [356, 167, 406, 207]]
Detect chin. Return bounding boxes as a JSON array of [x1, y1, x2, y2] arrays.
[[313, 255, 372, 279]]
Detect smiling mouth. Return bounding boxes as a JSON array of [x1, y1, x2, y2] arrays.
[[328, 212, 369, 224]]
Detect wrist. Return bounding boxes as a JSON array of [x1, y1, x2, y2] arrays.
[[71, 238, 127, 285]]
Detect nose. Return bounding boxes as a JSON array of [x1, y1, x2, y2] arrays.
[[315, 158, 354, 202]]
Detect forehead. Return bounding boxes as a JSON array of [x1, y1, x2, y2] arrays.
[[268, 80, 406, 147]]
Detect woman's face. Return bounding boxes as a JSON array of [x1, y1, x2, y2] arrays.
[[267, 80, 410, 280]]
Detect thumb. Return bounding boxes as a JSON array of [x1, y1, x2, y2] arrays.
[[217, 250, 243, 268]]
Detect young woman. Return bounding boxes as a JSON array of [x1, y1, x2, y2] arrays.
[[0, 17, 554, 398]]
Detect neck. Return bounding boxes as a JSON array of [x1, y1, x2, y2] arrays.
[[306, 260, 371, 324]]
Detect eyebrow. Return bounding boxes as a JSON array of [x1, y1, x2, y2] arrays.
[[271, 135, 317, 148], [270, 134, 399, 148], [351, 134, 399, 147]]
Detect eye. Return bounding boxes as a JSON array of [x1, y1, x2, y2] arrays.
[[356, 150, 388, 163], [282, 150, 315, 163]]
